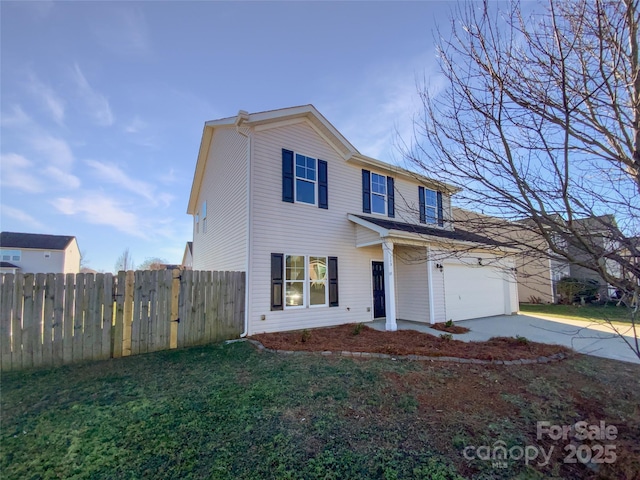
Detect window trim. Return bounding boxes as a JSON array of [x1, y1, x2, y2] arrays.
[[370, 172, 387, 216], [294, 153, 318, 206], [283, 254, 329, 309], [424, 188, 438, 225]]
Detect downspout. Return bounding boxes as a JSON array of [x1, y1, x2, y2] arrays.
[[427, 245, 436, 324], [236, 112, 251, 337]]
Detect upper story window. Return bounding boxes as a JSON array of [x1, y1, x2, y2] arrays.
[[282, 149, 328, 209], [371, 173, 387, 215], [419, 186, 444, 227], [195, 213, 200, 234], [1, 249, 21, 262], [295, 154, 317, 205], [362, 169, 394, 218], [202, 201, 208, 233]]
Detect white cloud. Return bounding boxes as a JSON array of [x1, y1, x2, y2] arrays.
[[52, 193, 146, 238], [85, 159, 172, 207], [323, 52, 444, 163], [0, 204, 45, 230], [0, 105, 32, 128], [124, 115, 147, 134], [0, 153, 45, 193], [72, 64, 115, 126], [44, 166, 81, 190], [27, 73, 65, 125], [28, 133, 75, 168]]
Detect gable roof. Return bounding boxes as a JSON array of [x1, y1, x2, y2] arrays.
[[0, 261, 20, 268], [0, 232, 76, 251], [351, 215, 510, 248], [187, 105, 458, 214]]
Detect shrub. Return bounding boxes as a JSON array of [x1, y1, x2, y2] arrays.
[[352, 323, 364, 336], [301, 329, 311, 343], [445, 319, 454, 328], [440, 333, 453, 341], [556, 277, 599, 304]]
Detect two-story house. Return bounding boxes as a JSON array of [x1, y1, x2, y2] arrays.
[[0, 232, 81, 274], [187, 105, 518, 335]]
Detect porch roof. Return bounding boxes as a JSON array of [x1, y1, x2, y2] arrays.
[[348, 214, 511, 249]]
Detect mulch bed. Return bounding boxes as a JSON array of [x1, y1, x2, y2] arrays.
[[251, 324, 571, 361], [430, 322, 470, 334]]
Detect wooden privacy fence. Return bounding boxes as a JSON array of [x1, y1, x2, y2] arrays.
[[0, 270, 245, 371]]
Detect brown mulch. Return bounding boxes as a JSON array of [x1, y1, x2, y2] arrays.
[[251, 324, 571, 361], [430, 322, 470, 334]]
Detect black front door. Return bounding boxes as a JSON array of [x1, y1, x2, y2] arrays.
[[372, 261, 385, 318]]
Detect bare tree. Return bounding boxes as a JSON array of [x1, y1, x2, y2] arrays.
[[114, 248, 135, 272], [138, 257, 168, 271], [405, 0, 640, 357]]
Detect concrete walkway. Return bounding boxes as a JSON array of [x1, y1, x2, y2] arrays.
[[369, 314, 639, 364]]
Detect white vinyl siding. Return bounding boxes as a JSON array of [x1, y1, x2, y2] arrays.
[[389, 176, 453, 229], [192, 127, 248, 271], [249, 120, 384, 334], [395, 246, 430, 322]]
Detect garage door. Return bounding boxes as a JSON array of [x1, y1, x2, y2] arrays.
[[444, 264, 506, 321]]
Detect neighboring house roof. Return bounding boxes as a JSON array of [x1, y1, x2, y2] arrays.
[[0, 232, 75, 250], [0, 261, 20, 268], [188, 105, 459, 214], [351, 215, 510, 248], [187, 241, 193, 254]]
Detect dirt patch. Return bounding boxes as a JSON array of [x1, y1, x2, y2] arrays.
[[251, 324, 570, 361], [430, 322, 471, 334]]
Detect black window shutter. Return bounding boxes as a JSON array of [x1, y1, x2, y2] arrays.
[[387, 176, 395, 218], [437, 191, 444, 227], [271, 253, 284, 311], [318, 159, 328, 209], [418, 186, 426, 223], [282, 149, 294, 203], [362, 169, 371, 213], [328, 256, 339, 307]]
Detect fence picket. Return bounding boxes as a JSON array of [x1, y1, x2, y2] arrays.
[[0, 274, 14, 370], [113, 271, 125, 358], [73, 274, 85, 363], [123, 271, 134, 356], [42, 273, 55, 366], [11, 273, 24, 370], [53, 273, 65, 366], [102, 273, 113, 360], [63, 273, 75, 364]]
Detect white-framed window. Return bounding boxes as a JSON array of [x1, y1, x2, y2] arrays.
[[1, 249, 21, 262], [295, 153, 317, 205], [371, 173, 387, 215], [424, 188, 438, 224], [285, 254, 328, 308], [202, 201, 207, 234], [44, 251, 51, 259], [195, 213, 199, 234]]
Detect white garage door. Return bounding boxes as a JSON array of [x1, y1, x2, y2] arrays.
[[444, 264, 506, 321]]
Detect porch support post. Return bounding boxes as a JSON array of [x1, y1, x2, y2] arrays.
[[382, 238, 397, 331], [427, 246, 436, 324]]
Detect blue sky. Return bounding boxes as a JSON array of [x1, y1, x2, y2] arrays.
[[1, 1, 459, 272]]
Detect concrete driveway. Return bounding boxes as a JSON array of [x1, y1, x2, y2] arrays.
[[370, 314, 639, 364]]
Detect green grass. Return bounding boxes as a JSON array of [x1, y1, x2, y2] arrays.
[[519, 302, 636, 324], [2, 342, 639, 479]]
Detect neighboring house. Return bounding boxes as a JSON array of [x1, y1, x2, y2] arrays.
[[182, 241, 193, 270], [567, 215, 623, 299], [0, 232, 81, 274], [457, 210, 624, 303], [187, 105, 518, 335]]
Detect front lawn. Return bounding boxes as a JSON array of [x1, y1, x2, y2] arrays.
[[519, 302, 636, 324], [2, 342, 639, 479]]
